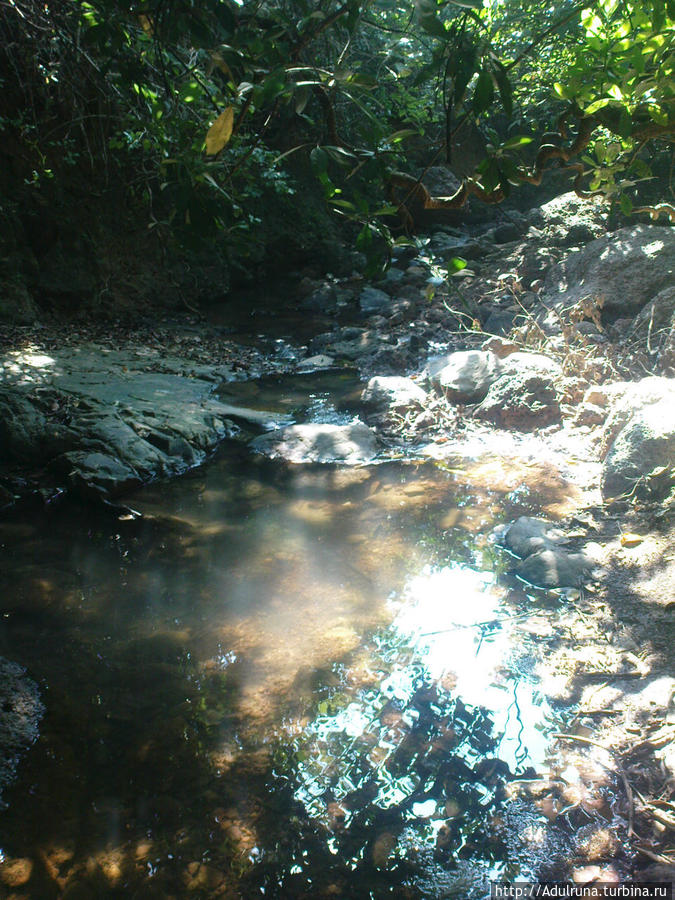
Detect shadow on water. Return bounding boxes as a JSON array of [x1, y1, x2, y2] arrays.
[[0, 439, 581, 897]]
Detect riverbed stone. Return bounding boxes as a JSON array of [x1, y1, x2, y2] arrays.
[[250, 421, 377, 464], [426, 350, 501, 402], [359, 286, 393, 315], [516, 548, 598, 589], [0, 658, 43, 809], [361, 376, 427, 411], [502, 517, 567, 558]]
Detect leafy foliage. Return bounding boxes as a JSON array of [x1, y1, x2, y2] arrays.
[[0, 0, 673, 270]]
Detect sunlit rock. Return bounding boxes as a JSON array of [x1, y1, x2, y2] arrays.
[[426, 349, 501, 403], [601, 380, 675, 499], [250, 421, 377, 464], [501, 516, 566, 558], [361, 375, 426, 411], [515, 548, 599, 589], [475, 369, 561, 431], [528, 191, 610, 247], [540, 224, 675, 327]]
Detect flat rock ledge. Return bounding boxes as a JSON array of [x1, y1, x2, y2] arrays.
[[250, 422, 378, 464], [0, 344, 285, 500]]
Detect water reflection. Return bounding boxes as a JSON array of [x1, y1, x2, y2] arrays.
[[0, 445, 573, 897]]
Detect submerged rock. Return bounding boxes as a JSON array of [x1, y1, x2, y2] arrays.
[[426, 350, 501, 403], [250, 421, 377, 464], [0, 658, 43, 809]]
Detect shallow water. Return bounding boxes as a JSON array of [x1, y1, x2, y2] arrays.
[[0, 374, 584, 897]]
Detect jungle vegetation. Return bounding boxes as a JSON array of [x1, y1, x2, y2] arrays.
[[1, 0, 673, 279]]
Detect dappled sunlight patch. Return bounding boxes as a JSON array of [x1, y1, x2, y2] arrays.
[[0, 348, 57, 385]]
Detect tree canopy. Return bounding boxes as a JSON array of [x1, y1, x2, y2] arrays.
[[1, 0, 673, 269]]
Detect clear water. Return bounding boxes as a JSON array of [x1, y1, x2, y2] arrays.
[[0, 378, 580, 898]]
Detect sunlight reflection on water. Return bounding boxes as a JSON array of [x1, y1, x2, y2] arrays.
[[393, 564, 555, 771]]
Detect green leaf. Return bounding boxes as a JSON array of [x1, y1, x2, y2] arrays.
[[385, 129, 420, 143], [584, 97, 611, 114], [619, 194, 633, 215], [492, 62, 513, 117], [310, 146, 328, 173], [501, 135, 533, 149], [294, 84, 311, 115], [419, 13, 449, 38], [473, 69, 494, 115], [346, 72, 379, 89], [448, 257, 467, 272]]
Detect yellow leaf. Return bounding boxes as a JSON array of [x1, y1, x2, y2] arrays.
[[211, 53, 233, 81], [138, 13, 154, 35], [620, 532, 644, 547], [205, 107, 234, 155]]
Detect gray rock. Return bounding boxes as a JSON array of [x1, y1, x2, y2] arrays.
[[475, 368, 561, 431], [498, 352, 563, 377], [483, 306, 521, 336], [602, 396, 675, 499], [528, 192, 610, 246], [0, 658, 43, 809], [516, 548, 597, 589], [300, 283, 339, 312], [361, 376, 427, 411], [426, 350, 501, 403], [250, 421, 377, 464], [0, 344, 239, 498], [494, 222, 523, 244], [56, 450, 142, 497], [418, 166, 462, 197], [383, 267, 406, 283], [359, 286, 393, 315], [541, 225, 675, 322], [630, 285, 675, 357], [503, 517, 566, 558], [601, 377, 675, 456]]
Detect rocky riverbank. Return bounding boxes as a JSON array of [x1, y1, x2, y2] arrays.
[[1, 191, 674, 883]]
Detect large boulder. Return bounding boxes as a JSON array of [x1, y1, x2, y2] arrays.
[[540, 225, 675, 327], [600, 377, 675, 456], [426, 350, 501, 403], [250, 421, 377, 464]]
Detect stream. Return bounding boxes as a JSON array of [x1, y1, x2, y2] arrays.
[[0, 353, 616, 898]]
